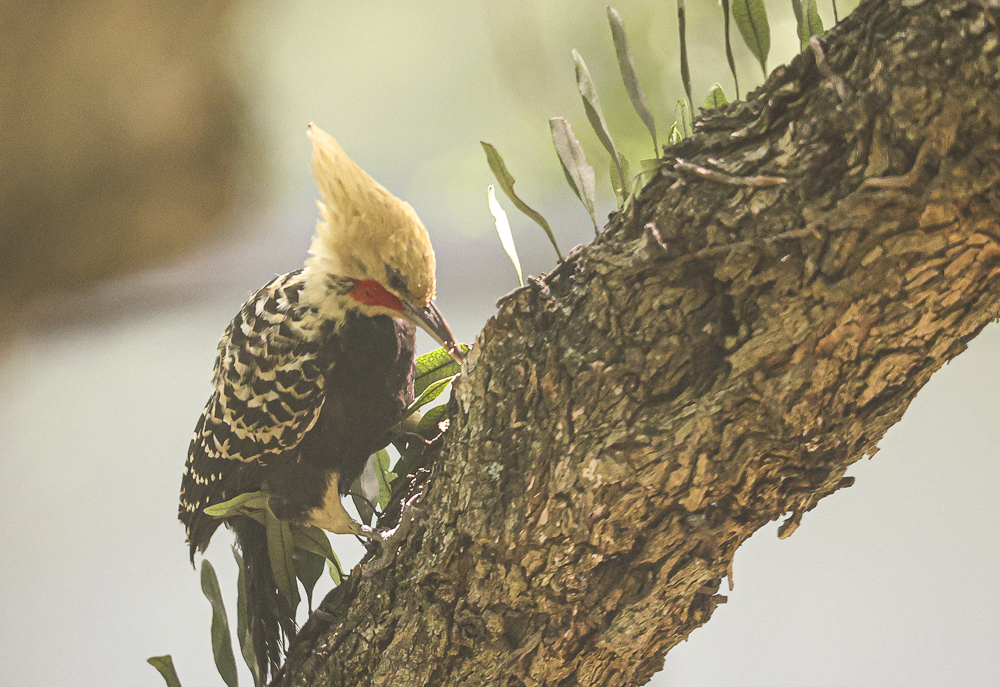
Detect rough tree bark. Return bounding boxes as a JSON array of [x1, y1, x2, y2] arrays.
[[278, 1, 1000, 685]]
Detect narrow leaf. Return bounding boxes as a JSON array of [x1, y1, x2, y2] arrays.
[[481, 142, 563, 260], [620, 155, 631, 196], [232, 549, 261, 687], [200, 560, 239, 687], [794, 0, 824, 50], [549, 117, 598, 234], [610, 158, 624, 206], [359, 451, 380, 506], [147, 656, 183, 687], [327, 557, 344, 585], [572, 48, 623, 184], [721, 0, 740, 96], [487, 184, 524, 286], [607, 7, 658, 154], [674, 2, 693, 122], [732, 0, 771, 77], [407, 376, 456, 416], [832, 0, 839, 23], [675, 99, 691, 138], [375, 449, 396, 509], [204, 491, 268, 518], [293, 548, 325, 612], [705, 83, 729, 109], [351, 482, 375, 527], [264, 509, 300, 613]]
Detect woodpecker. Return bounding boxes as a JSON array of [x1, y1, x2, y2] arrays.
[[178, 124, 462, 681]]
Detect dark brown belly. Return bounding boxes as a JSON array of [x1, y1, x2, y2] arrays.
[[266, 312, 416, 522]]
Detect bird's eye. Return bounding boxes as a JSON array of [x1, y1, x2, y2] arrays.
[[385, 264, 408, 293]]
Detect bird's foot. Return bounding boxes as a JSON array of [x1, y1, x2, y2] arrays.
[[362, 495, 426, 576]]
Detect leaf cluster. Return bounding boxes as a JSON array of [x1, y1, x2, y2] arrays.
[[480, 1, 831, 285], [150, 345, 468, 687]]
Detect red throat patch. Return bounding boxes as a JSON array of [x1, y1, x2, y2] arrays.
[[349, 279, 404, 312]]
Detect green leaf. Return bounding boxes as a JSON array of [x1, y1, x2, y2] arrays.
[[487, 184, 524, 286], [720, 0, 740, 96], [675, 99, 691, 138], [610, 159, 621, 205], [147, 655, 183, 687], [705, 83, 729, 109], [290, 524, 335, 561], [607, 7, 658, 155], [390, 438, 430, 494], [572, 48, 624, 186], [264, 509, 300, 614], [232, 549, 261, 687], [407, 376, 456, 417], [673, 1, 693, 124], [667, 122, 683, 146], [327, 557, 344, 585], [413, 345, 467, 397], [793, 0, 824, 50], [549, 117, 598, 234], [375, 449, 396, 510], [732, 0, 770, 77], [204, 491, 268, 518], [609, 155, 629, 207], [293, 548, 325, 612], [414, 404, 448, 437], [200, 560, 239, 687], [481, 142, 563, 260], [290, 524, 345, 586]]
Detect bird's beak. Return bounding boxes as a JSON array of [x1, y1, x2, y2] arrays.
[[402, 300, 465, 364]]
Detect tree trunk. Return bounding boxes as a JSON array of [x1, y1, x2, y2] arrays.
[[278, 1, 1000, 685]]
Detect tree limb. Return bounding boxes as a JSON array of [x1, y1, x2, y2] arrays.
[[278, 1, 1000, 684]]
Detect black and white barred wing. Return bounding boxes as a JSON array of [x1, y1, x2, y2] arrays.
[[179, 271, 326, 555]]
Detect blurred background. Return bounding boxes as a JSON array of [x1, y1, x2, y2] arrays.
[[2, 1, 997, 685]]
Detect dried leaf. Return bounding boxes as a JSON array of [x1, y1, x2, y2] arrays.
[[549, 118, 598, 234], [572, 48, 623, 185], [375, 449, 396, 510], [607, 7, 658, 154], [487, 184, 524, 286], [481, 142, 562, 260]]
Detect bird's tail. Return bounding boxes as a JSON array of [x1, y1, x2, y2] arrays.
[[232, 515, 296, 683]]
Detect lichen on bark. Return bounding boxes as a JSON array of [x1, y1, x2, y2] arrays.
[[278, 1, 1000, 685]]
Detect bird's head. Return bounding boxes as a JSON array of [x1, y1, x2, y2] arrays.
[[302, 124, 462, 362]]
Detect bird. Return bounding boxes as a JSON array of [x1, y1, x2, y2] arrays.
[[178, 123, 462, 681]]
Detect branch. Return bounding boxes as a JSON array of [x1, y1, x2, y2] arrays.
[[279, 1, 1000, 684]]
